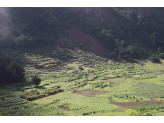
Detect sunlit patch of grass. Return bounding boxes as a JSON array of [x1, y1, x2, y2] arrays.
[[133, 84, 164, 93], [0, 103, 65, 116]]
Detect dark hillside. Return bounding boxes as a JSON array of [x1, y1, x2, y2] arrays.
[[1, 7, 164, 57], [69, 25, 110, 55]]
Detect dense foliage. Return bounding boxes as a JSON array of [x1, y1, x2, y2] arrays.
[[159, 53, 164, 59], [0, 49, 25, 84], [1, 7, 164, 60], [0, 8, 70, 49], [150, 56, 160, 63]]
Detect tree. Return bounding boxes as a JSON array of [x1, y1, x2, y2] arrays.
[[34, 61, 38, 69], [31, 75, 41, 87], [159, 53, 164, 59], [0, 49, 25, 84], [85, 73, 88, 78], [157, 47, 162, 54], [78, 66, 84, 72]]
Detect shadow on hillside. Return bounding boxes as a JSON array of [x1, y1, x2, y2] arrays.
[[35, 86, 46, 89]]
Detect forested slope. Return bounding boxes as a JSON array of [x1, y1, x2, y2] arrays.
[[1, 7, 164, 64]]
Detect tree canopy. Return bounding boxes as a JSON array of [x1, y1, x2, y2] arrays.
[[0, 49, 25, 84]]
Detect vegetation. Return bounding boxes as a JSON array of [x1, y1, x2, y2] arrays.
[[0, 103, 65, 116], [1, 46, 164, 116], [1, 7, 164, 116], [78, 66, 84, 71], [108, 96, 113, 101], [20, 89, 46, 101], [126, 108, 154, 116], [109, 52, 117, 59], [0, 49, 25, 84], [150, 57, 160, 63], [157, 47, 162, 54], [20, 88, 64, 101], [31, 75, 41, 87], [159, 53, 164, 59], [1, 7, 164, 61]]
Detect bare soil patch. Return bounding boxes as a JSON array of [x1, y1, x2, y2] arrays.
[[111, 100, 164, 107], [73, 89, 107, 95], [60, 106, 70, 110]]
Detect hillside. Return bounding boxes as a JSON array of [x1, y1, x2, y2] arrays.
[[1, 7, 164, 54], [1, 7, 164, 116]]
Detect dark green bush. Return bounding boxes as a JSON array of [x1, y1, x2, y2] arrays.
[[159, 53, 164, 59], [21, 88, 64, 101], [157, 47, 162, 54], [151, 57, 160, 63], [55, 58, 61, 65], [78, 66, 84, 71], [45, 88, 64, 95]]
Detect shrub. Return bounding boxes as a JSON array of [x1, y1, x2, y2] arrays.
[[108, 96, 112, 101], [45, 88, 64, 95], [78, 66, 84, 71], [85, 73, 88, 78], [151, 57, 160, 63], [157, 47, 162, 54], [56, 58, 61, 65], [21, 88, 64, 101], [26, 95, 37, 101], [159, 53, 164, 59], [83, 113, 88, 115], [17, 87, 21, 91], [34, 61, 38, 68]]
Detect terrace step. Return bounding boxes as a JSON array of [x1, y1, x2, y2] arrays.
[[0, 101, 29, 107]]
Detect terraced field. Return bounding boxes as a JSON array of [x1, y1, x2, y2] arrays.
[[1, 45, 164, 116]]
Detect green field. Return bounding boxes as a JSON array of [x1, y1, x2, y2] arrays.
[[1, 46, 164, 116]]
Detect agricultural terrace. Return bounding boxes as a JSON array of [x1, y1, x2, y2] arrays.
[[1, 45, 164, 116]]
